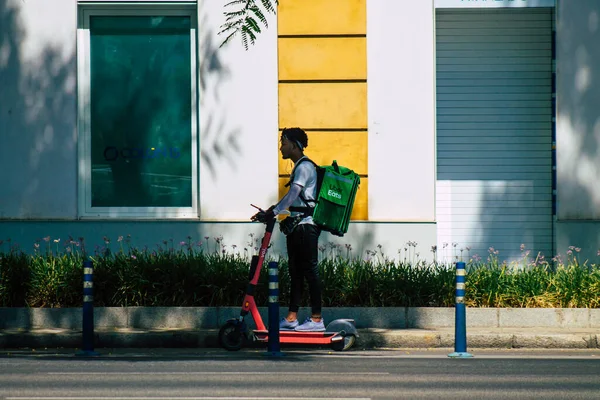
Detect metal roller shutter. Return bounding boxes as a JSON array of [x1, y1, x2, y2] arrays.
[[435, 8, 553, 262]]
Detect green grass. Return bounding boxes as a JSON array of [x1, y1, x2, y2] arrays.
[[0, 237, 599, 308]]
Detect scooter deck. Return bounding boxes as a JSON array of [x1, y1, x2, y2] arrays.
[[253, 329, 340, 345]]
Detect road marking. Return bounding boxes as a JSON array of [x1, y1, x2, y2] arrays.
[[46, 371, 387, 375], [7, 397, 371, 400]]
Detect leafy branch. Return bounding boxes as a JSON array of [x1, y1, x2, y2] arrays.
[[219, 0, 278, 50]]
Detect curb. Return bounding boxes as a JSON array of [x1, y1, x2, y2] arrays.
[[1, 328, 599, 350], [2, 307, 599, 350], [357, 329, 600, 350], [2, 307, 600, 330]]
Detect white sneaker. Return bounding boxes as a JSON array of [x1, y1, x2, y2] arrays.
[[295, 317, 325, 332], [279, 318, 299, 330]]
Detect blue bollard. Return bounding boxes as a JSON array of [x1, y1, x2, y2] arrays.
[[266, 261, 283, 357], [448, 261, 473, 358], [76, 259, 99, 357]]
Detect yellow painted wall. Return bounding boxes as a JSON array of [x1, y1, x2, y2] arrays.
[[279, 83, 367, 129], [278, 0, 368, 220], [278, 131, 367, 175], [278, 38, 367, 80], [278, 0, 366, 35]]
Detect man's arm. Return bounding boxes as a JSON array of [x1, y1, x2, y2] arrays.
[[273, 183, 302, 215]]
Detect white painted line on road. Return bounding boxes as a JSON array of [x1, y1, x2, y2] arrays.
[[7, 397, 371, 400], [46, 372, 388, 376]]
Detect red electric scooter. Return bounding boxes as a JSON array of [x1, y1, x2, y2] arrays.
[[218, 210, 358, 352]]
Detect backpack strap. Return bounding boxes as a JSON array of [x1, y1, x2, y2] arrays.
[[286, 157, 318, 216]]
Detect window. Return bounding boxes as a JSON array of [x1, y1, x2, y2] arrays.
[[77, 4, 197, 217]]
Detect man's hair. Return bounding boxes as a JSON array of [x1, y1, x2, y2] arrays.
[[281, 127, 308, 150]]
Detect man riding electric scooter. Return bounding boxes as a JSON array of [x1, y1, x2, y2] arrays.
[[252, 127, 324, 332], [218, 127, 358, 352]]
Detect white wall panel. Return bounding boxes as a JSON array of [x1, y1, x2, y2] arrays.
[[556, 0, 600, 220], [367, 0, 436, 221], [0, 0, 78, 218], [554, 0, 600, 263], [197, 1, 278, 220]]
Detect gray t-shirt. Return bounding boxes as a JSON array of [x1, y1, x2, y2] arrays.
[[290, 157, 317, 225], [274, 156, 317, 225]]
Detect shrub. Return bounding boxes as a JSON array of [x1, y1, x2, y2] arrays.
[[0, 236, 599, 308]]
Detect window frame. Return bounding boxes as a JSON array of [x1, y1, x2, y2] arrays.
[[77, 2, 198, 218]]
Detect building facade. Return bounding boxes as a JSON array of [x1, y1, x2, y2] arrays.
[[0, 0, 598, 263]]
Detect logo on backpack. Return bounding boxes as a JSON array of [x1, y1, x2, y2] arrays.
[[327, 184, 343, 200], [327, 189, 342, 200]]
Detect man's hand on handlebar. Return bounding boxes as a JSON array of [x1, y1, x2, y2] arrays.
[[250, 205, 275, 223]]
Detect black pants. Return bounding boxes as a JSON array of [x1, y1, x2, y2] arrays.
[[286, 223, 322, 315]]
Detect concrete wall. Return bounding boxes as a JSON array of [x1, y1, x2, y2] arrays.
[[0, 0, 437, 261], [0, 220, 437, 264], [0, 0, 278, 221], [555, 0, 600, 260], [4, 0, 600, 263]]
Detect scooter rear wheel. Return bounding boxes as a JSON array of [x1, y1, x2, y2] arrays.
[[219, 321, 245, 351], [331, 334, 356, 352]]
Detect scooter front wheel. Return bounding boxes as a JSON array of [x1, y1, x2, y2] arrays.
[[331, 334, 356, 352], [219, 320, 246, 351]]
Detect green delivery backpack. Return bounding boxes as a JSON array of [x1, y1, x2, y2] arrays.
[[288, 158, 361, 237]]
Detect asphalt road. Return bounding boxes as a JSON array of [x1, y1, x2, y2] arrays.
[[0, 348, 599, 400]]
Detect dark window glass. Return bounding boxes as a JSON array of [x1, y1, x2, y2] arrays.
[[90, 16, 192, 207]]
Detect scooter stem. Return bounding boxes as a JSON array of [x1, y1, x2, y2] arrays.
[[249, 218, 276, 285], [241, 218, 276, 322]]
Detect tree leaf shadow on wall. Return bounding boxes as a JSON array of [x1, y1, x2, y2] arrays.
[[471, 6, 600, 263], [198, 15, 242, 181], [0, 0, 77, 218], [556, 5, 600, 220]]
